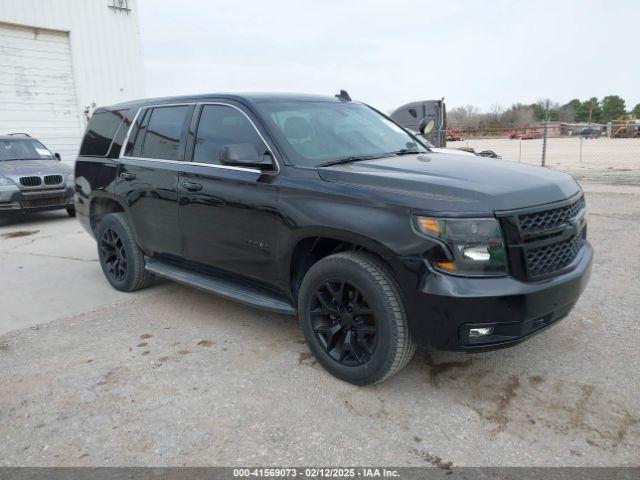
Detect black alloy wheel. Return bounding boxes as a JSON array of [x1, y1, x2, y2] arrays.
[[94, 213, 152, 292], [311, 280, 378, 367], [100, 228, 128, 282]]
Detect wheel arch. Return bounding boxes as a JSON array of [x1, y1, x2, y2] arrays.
[[89, 193, 127, 234], [286, 228, 402, 300]]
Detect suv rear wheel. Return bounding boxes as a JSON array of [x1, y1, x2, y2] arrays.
[[95, 213, 153, 292], [298, 251, 415, 385]]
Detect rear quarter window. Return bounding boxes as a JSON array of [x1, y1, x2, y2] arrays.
[[80, 110, 129, 157]]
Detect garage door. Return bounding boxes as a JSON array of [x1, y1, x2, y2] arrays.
[[0, 22, 82, 162]]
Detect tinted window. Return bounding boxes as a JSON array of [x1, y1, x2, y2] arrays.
[[128, 109, 150, 157], [138, 106, 189, 160], [80, 110, 127, 156], [194, 105, 267, 165]]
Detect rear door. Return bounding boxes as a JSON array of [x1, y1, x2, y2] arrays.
[[116, 104, 194, 257], [178, 102, 281, 285]]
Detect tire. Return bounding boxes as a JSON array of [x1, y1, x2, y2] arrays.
[[66, 207, 76, 217], [298, 251, 416, 385], [95, 212, 153, 292]]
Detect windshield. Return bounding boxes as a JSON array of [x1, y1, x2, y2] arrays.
[[256, 101, 427, 167], [0, 139, 55, 161]]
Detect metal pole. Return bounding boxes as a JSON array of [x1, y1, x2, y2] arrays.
[[519, 138, 522, 162], [541, 100, 550, 167], [579, 136, 583, 163]]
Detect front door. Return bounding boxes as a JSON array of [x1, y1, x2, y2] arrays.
[[178, 103, 281, 286], [116, 104, 193, 257]]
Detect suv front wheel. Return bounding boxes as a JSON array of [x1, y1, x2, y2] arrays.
[[95, 213, 153, 292], [298, 251, 416, 385]]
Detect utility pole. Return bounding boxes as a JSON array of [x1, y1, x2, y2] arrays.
[[541, 99, 550, 167]]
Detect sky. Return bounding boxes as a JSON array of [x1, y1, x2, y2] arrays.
[[138, 0, 638, 113]]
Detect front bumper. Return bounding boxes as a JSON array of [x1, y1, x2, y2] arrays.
[[0, 185, 74, 213], [407, 242, 593, 351]]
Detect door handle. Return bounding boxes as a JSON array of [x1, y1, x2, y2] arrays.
[[182, 181, 203, 192], [120, 172, 136, 181]]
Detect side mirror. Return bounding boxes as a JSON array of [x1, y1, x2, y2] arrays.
[[54, 152, 61, 161], [419, 115, 436, 135], [220, 143, 273, 168]]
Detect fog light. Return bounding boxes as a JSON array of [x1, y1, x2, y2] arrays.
[[469, 327, 494, 338]]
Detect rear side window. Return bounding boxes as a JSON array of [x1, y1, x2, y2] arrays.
[[135, 106, 190, 161], [80, 110, 128, 156]]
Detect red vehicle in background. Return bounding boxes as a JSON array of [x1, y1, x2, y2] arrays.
[[446, 128, 465, 141], [507, 129, 541, 140]]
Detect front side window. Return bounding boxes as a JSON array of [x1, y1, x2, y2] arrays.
[[193, 105, 267, 165], [255, 101, 427, 167], [129, 106, 190, 161], [0, 139, 55, 161]]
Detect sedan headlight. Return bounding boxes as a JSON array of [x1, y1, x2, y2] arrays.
[[415, 216, 508, 276], [0, 176, 16, 187]]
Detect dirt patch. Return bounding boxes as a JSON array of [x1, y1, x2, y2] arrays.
[[197, 340, 214, 348], [474, 375, 520, 434], [529, 375, 544, 385], [1, 230, 39, 239], [0, 341, 8, 352], [178, 350, 191, 356], [411, 447, 453, 470], [137, 342, 148, 347], [139, 334, 153, 340], [420, 352, 474, 386], [298, 351, 316, 366]]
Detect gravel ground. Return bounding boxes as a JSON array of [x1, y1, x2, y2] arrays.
[[0, 174, 638, 467]]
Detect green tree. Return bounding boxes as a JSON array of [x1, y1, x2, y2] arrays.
[[600, 95, 626, 122], [630, 103, 640, 118], [575, 98, 601, 123], [531, 103, 545, 121]]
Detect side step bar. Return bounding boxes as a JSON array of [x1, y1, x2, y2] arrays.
[[145, 258, 296, 315]]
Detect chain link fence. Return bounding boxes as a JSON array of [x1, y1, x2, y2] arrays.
[[446, 124, 640, 174]]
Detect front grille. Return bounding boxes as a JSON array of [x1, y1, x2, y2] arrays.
[[525, 232, 585, 278], [19, 176, 42, 188], [502, 194, 587, 280], [519, 195, 585, 233], [21, 196, 68, 208], [44, 175, 63, 186]]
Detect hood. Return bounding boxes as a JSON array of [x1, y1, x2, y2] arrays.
[[317, 153, 580, 213], [0, 159, 72, 179]]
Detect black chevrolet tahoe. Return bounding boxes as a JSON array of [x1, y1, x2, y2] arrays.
[[74, 93, 592, 385]]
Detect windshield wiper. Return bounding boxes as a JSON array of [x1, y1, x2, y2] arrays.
[[317, 154, 387, 167], [388, 148, 422, 156]]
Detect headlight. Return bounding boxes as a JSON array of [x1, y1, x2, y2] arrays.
[[66, 174, 74, 187], [0, 177, 16, 187], [414, 216, 508, 276]]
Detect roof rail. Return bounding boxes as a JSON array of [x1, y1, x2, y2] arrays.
[[7, 133, 31, 137]]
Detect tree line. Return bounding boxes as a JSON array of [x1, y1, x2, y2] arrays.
[[449, 96, 640, 130]]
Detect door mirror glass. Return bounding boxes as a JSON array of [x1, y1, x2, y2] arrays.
[[220, 143, 273, 168], [419, 115, 436, 135]]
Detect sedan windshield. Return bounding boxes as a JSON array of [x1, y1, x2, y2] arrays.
[[256, 101, 427, 167], [0, 139, 55, 161]]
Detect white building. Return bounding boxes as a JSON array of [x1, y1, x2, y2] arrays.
[[0, 0, 145, 161]]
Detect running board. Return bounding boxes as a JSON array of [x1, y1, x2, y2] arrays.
[[145, 258, 296, 315]]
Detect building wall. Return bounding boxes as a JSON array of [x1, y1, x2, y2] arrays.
[[0, 0, 145, 159]]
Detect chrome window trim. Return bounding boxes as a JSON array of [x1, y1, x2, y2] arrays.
[[118, 101, 280, 175], [119, 156, 261, 173]]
